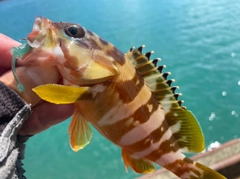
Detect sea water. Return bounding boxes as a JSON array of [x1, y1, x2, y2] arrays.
[[0, 0, 240, 178]]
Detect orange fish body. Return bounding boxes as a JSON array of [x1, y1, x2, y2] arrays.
[[15, 17, 226, 178]]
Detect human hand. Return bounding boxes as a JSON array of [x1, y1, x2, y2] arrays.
[[0, 33, 75, 135]]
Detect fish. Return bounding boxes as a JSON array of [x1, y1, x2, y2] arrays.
[[14, 16, 226, 179]]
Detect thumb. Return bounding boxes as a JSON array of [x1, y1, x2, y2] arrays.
[[0, 66, 59, 106]]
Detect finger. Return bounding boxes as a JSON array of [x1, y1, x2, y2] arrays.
[[0, 66, 59, 106], [0, 67, 10, 76], [0, 33, 20, 68], [18, 103, 75, 135]]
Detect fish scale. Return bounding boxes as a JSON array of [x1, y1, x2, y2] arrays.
[[12, 16, 226, 179]]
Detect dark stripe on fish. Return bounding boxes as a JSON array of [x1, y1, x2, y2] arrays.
[[114, 72, 145, 103]]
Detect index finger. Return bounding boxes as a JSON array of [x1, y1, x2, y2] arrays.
[[0, 33, 21, 68]]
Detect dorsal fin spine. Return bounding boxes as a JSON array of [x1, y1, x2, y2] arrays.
[[129, 46, 135, 52], [139, 67, 158, 76], [137, 45, 145, 53], [166, 79, 175, 86], [144, 73, 162, 81], [178, 100, 184, 106], [152, 58, 160, 66], [170, 86, 179, 93], [182, 106, 187, 110], [145, 51, 154, 59], [162, 72, 171, 80], [151, 86, 172, 92], [160, 100, 178, 104], [157, 65, 166, 73], [174, 93, 182, 100], [135, 60, 152, 69]]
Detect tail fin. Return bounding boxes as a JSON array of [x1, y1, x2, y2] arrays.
[[164, 157, 226, 179]]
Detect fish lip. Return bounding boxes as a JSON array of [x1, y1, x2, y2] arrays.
[[18, 17, 60, 66], [26, 16, 53, 48], [32, 16, 53, 32], [32, 16, 43, 32]]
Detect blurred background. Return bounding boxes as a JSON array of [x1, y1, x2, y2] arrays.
[[0, 0, 240, 178]]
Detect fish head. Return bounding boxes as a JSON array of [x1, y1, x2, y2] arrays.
[[20, 16, 121, 85]]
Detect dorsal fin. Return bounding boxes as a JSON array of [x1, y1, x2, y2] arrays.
[[126, 46, 204, 153], [128, 45, 182, 107]]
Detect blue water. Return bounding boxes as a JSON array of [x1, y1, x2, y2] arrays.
[[1, 0, 240, 178]]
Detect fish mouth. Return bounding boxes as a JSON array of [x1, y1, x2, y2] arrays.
[[26, 16, 54, 48], [32, 16, 52, 32], [18, 17, 58, 66]]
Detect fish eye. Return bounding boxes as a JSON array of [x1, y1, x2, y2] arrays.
[[64, 24, 85, 38]]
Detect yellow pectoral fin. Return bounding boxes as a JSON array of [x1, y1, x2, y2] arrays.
[[33, 84, 90, 104], [69, 110, 93, 152], [122, 149, 155, 174]]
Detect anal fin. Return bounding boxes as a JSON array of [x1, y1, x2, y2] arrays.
[[122, 149, 155, 174], [68, 110, 93, 152]]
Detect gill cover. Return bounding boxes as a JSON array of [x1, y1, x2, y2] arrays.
[[80, 50, 119, 84], [62, 23, 119, 84]]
